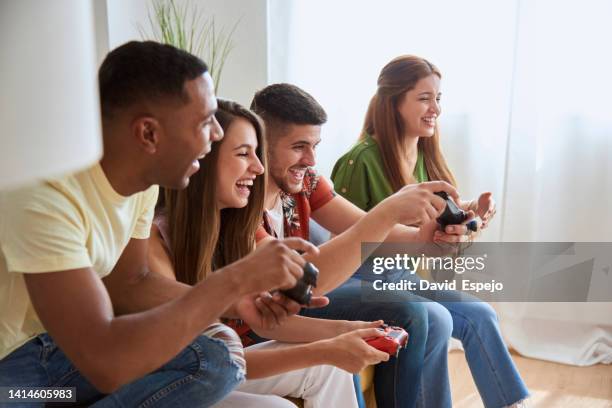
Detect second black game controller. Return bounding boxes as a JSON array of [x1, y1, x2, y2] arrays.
[[434, 191, 478, 232]]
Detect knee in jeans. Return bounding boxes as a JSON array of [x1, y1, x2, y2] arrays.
[[202, 323, 246, 375], [386, 302, 427, 331], [467, 302, 499, 327], [428, 304, 453, 344], [373, 302, 428, 349], [187, 333, 246, 400]]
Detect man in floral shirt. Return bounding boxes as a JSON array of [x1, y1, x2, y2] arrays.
[[251, 83, 457, 292], [250, 83, 461, 408]]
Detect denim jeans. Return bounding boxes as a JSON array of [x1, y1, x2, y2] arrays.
[[356, 265, 530, 408], [301, 278, 428, 408], [0, 333, 244, 407]]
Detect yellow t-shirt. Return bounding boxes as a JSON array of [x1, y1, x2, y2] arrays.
[[0, 163, 158, 360]]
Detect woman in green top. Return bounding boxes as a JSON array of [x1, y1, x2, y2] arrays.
[[332, 55, 529, 408]]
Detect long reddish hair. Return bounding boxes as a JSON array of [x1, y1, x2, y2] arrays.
[[361, 55, 456, 191]]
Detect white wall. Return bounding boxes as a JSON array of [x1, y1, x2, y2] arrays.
[[0, 0, 102, 189], [93, 0, 109, 65], [104, 0, 268, 106]]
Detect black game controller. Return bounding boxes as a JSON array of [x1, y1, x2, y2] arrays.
[[280, 262, 319, 305], [434, 192, 478, 232]]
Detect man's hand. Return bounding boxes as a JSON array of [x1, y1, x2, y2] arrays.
[[381, 181, 459, 227], [224, 237, 323, 330], [318, 328, 391, 373], [225, 237, 320, 297]]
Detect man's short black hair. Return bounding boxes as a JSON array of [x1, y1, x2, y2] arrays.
[[99, 41, 209, 119], [250, 83, 327, 127]]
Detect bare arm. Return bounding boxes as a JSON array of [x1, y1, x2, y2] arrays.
[[245, 343, 328, 379], [145, 227, 326, 325], [103, 238, 192, 315], [145, 226, 248, 317], [27, 236, 314, 393], [250, 314, 381, 343], [146, 224, 176, 281], [25, 263, 242, 393], [258, 196, 409, 295], [308, 199, 399, 293], [244, 327, 389, 379], [301, 181, 457, 294], [312, 190, 426, 242]]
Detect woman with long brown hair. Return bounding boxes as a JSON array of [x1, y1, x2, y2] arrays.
[[149, 99, 389, 407], [332, 56, 529, 408]]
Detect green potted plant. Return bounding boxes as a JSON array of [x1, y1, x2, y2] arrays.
[[139, 0, 239, 92]]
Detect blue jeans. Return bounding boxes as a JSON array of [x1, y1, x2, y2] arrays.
[[0, 333, 244, 407], [357, 266, 530, 408], [301, 278, 428, 408]]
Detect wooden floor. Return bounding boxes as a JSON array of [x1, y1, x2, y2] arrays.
[[449, 350, 612, 407]]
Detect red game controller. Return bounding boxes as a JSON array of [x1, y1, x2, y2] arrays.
[[365, 325, 409, 357]]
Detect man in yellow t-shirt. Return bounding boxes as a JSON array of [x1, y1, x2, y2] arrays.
[[0, 41, 317, 407]]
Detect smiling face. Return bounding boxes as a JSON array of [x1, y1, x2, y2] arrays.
[[267, 124, 321, 194], [397, 74, 441, 138], [215, 117, 265, 209], [156, 73, 224, 189]]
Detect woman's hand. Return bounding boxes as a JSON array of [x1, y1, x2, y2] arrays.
[[467, 192, 496, 229], [318, 328, 390, 373], [432, 192, 496, 243], [338, 319, 385, 334], [235, 291, 329, 331], [417, 218, 476, 244], [432, 210, 479, 244]]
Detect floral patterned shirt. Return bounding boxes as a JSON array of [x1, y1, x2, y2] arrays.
[[256, 167, 336, 241]]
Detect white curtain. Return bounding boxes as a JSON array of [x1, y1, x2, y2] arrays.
[[268, 0, 612, 365], [496, 0, 612, 366]]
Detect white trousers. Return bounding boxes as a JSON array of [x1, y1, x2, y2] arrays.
[[212, 341, 358, 408]]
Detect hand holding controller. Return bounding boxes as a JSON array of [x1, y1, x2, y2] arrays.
[[280, 261, 319, 305], [434, 191, 478, 232], [365, 325, 409, 357]]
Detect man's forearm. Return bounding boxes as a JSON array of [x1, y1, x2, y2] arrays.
[[91, 270, 242, 391], [106, 269, 192, 315], [307, 204, 397, 294]]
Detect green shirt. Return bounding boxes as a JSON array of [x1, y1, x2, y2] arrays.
[[331, 134, 428, 211]]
